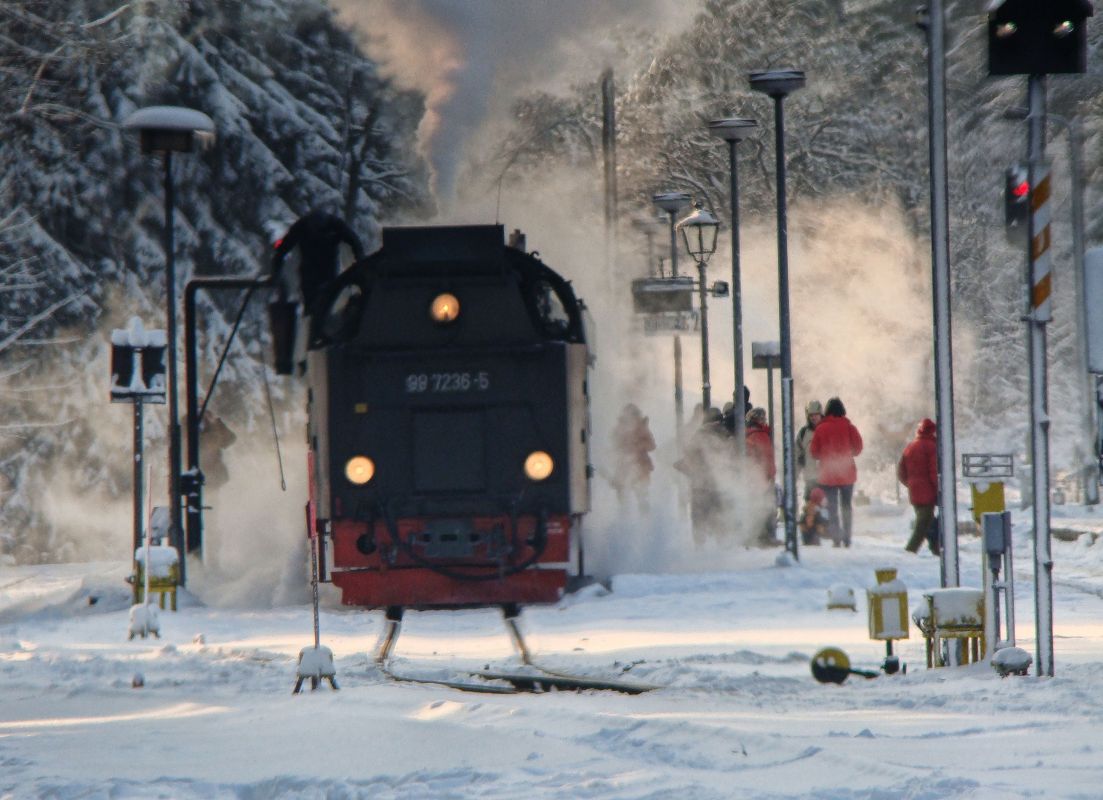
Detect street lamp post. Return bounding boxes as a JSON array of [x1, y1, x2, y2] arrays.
[[708, 118, 757, 453], [677, 205, 721, 409], [654, 192, 693, 446], [124, 106, 215, 585], [750, 69, 805, 562]]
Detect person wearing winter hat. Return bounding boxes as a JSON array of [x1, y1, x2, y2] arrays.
[[745, 407, 775, 482], [795, 399, 824, 501], [809, 397, 863, 547], [898, 418, 940, 555], [798, 486, 829, 545]]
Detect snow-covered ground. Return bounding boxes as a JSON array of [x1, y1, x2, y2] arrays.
[[3, 500, 1103, 799]]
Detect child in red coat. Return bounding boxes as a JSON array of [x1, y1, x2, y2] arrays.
[[799, 487, 829, 545]]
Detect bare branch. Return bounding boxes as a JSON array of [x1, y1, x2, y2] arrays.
[[81, 4, 131, 30], [0, 293, 84, 354]]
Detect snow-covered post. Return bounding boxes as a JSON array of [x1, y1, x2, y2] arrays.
[[110, 317, 166, 605], [294, 508, 337, 693], [123, 106, 216, 586]]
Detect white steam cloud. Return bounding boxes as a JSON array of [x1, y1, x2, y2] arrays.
[[466, 169, 956, 577], [333, 0, 700, 208]]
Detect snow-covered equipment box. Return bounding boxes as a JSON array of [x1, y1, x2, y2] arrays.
[[867, 568, 909, 641], [134, 545, 179, 610], [922, 588, 986, 667]]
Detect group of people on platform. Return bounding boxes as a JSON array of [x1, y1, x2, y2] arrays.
[[611, 391, 942, 555]]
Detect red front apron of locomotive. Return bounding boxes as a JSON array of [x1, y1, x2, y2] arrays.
[[327, 515, 571, 608]]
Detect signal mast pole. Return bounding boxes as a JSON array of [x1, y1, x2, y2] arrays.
[[923, 0, 960, 588], [1025, 75, 1054, 677]]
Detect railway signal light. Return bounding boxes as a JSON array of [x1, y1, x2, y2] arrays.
[[987, 0, 1093, 76], [1005, 164, 1030, 246]]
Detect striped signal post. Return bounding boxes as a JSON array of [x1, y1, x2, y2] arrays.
[[1030, 165, 1053, 321], [1025, 75, 1054, 678]]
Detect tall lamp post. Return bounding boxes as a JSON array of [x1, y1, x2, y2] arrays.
[[677, 205, 721, 409], [654, 192, 692, 446], [708, 117, 757, 452], [124, 106, 215, 585], [750, 69, 805, 561]]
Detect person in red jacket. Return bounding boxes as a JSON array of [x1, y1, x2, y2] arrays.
[[809, 397, 863, 547], [898, 418, 941, 555], [745, 407, 776, 481], [745, 407, 779, 546]]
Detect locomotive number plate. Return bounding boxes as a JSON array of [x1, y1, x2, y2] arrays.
[[405, 371, 490, 393]]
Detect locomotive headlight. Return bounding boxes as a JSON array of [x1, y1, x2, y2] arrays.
[[524, 450, 554, 481], [345, 456, 375, 485], [430, 293, 460, 323]]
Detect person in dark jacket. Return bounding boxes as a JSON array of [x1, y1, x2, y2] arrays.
[[270, 210, 365, 374], [898, 418, 940, 555], [809, 397, 863, 547], [610, 403, 657, 515], [199, 412, 237, 491], [271, 210, 365, 315]]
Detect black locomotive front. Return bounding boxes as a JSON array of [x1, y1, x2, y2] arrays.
[[306, 225, 591, 608]]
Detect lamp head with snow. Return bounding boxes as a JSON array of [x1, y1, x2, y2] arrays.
[[651, 191, 691, 215], [707, 117, 757, 143], [748, 69, 806, 99], [676, 205, 720, 263], [123, 106, 216, 154]]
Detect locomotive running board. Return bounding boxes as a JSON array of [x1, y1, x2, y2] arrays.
[[372, 604, 659, 695], [380, 664, 655, 695], [469, 668, 657, 695], [380, 665, 519, 694]]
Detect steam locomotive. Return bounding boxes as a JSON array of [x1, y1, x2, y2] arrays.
[[303, 225, 592, 612]]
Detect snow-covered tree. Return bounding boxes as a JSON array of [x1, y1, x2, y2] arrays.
[[0, 0, 429, 561]]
